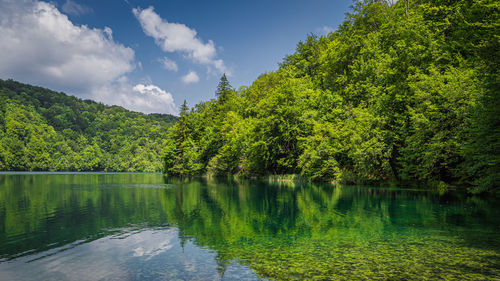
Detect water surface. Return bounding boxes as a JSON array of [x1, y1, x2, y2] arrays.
[[0, 173, 499, 280]]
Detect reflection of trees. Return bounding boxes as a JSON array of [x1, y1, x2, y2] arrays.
[[0, 174, 498, 279], [162, 179, 499, 280], [0, 174, 173, 258]]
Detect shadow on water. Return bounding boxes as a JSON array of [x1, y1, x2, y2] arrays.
[[0, 173, 499, 280]]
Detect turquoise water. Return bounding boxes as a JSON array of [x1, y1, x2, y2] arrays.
[[0, 173, 499, 280]]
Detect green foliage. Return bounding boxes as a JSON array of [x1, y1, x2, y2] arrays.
[[401, 66, 482, 184], [162, 0, 498, 193], [0, 79, 177, 172]]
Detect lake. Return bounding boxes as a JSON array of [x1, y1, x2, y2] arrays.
[[0, 173, 498, 280]]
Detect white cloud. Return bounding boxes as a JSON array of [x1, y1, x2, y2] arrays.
[[62, 0, 92, 16], [133, 6, 229, 74], [132, 84, 178, 114], [318, 25, 335, 35], [181, 71, 199, 84], [0, 0, 177, 115], [93, 79, 178, 115], [0, 0, 133, 94], [159, 57, 178, 72]]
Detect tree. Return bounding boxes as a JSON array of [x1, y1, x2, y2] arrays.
[[215, 74, 233, 104]]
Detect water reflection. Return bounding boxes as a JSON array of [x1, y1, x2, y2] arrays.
[[0, 173, 499, 280], [0, 227, 261, 281]]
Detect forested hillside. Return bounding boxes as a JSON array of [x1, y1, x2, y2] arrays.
[[0, 79, 177, 172], [163, 0, 499, 193]]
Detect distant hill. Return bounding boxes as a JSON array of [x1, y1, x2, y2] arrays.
[[0, 79, 177, 172]]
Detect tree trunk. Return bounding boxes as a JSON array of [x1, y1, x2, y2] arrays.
[[404, 0, 409, 18]]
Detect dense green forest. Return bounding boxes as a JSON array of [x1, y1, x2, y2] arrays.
[[163, 0, 499, 193], [0, 79, 177, 172]]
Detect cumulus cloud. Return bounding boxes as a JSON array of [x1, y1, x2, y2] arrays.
[[131, 84, 178, 114], [159, 57, 178, 72], [0, 0, 177, 115], [91, 78, 178, 115], [181, 71, 199, 84], [0, 0, 133, 94], [62, 0, 92, 16], [317, 25, 335, 35], [133, 6, 229, 74]]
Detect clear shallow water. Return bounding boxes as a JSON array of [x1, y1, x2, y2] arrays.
[[0, 173, 499, 280]]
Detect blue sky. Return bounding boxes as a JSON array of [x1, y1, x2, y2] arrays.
[[0, 0, 352, 115]]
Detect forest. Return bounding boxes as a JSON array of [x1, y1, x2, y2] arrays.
[[0, 79, 177, 172], [162, 0, 499, 193]]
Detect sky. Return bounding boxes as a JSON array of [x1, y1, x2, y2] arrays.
[[0, 0, 352, 115]]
